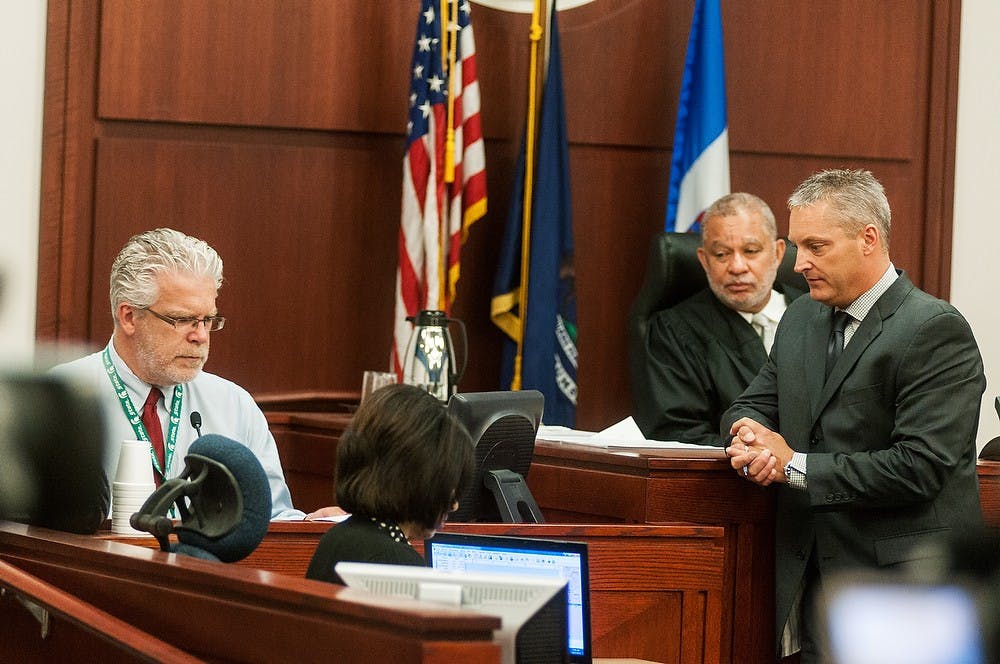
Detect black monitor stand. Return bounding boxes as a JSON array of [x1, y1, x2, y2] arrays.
[[484, 470, 545, 524]]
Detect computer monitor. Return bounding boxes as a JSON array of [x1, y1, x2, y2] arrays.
[[447, 390, 544, 523], [336, 561, 568, 664], [426, 532, 592, 664]]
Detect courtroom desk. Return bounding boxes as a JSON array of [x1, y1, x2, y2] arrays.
[[529, 442, 775, 664], [256, 408, 1000, 664], [258, 415, 769, 662], [107, 521, 729, 664], [256, 389, 360, 414], [257, 402, 1000, 528], [433, 523, 730, 664], [0, 520, 500, 663], [979, 460, 1000, 527]]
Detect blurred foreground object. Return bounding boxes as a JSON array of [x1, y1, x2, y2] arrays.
[[0, 373, 109, 533]]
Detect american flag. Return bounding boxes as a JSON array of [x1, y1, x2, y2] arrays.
[[392, 0, 486, 378]]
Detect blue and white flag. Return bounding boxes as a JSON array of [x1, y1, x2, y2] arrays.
[[664, 0, 729, 233]]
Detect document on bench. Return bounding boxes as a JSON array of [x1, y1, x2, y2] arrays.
[[537, 417, 721, 451]]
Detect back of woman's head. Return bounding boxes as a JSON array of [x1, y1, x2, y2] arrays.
[[335, 384, 474, 530]]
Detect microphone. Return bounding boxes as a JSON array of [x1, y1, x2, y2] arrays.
[[129, 435, 272, 563], [190, 411, 202, 437]]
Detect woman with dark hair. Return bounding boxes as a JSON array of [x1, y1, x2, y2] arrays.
[[306, 383, 474, 585]]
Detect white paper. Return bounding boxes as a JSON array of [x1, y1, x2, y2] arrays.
[[309, 513, 351, 523], [537, 417, 722, 451], [589, 416, 646, 444]]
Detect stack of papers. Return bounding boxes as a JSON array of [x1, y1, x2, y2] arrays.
[[537, 417, 721, 451]]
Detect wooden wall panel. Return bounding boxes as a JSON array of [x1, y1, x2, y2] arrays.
[[39, 0, 961, 432], [560, 0, 686, 148], [727, 155, 926, 281], [726, 0, 928, 160], [98, 0, 414, 132], [91, 136, 404, 391], [569, 145, 671, 427]]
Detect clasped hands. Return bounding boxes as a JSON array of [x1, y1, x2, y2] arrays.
[[725, 417, 793, 486]]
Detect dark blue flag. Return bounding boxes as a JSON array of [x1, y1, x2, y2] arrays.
[[490, 7, 577, 427]]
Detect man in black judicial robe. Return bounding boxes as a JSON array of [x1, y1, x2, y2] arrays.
[[636, 193, 804, 446]]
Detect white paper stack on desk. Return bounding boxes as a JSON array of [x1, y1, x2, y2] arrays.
[[537, 416, 721, 451]]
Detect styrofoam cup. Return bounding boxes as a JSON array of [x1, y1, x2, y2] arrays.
[[111, 517, 147, 536], [112, 486, 156, 502], [112, 507, 147, 519], [115, 439, 155, 485], [113, 480, 157, 490], [111, 478, 155, 527]]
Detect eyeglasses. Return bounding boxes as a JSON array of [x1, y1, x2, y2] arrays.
[[142, 307, 226, 332]]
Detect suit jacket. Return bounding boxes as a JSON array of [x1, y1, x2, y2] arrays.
[[722, 272, 985, 650], [635, 286, 804, 446]]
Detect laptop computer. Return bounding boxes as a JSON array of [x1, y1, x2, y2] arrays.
[[425, 532, 592, 663]]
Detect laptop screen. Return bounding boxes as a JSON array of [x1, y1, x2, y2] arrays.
[[425, 532, 592, 663]]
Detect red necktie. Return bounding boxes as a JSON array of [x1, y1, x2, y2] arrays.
[[142, 387, 166, 486]]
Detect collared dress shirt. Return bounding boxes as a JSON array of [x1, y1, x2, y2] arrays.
[[52, 339, 304, 520]]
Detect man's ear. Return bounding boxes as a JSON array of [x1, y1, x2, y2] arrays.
[[117, 303, 138, 335], [696, 246, 709, 273], [861, 224, 880, 256], [774, 238, 786, 263]]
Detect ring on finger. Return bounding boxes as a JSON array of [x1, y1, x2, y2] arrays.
[[742, 465, 749, 478]]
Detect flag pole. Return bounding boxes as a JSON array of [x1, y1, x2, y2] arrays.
[[443, 0, 458, 185], [512, 0, 546, 390], [436, 0, 454, 309]]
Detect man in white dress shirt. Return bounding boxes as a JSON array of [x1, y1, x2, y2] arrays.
[[54, 228, 321, 520]]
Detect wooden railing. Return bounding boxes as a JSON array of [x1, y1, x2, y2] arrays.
[[0, 521, 500, 663], [107, 520, 730, 664], [0, 558, 202, 663]]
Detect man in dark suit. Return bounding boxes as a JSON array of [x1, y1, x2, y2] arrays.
[[724, 169, 985, 663], [637, 192, 804, 446]]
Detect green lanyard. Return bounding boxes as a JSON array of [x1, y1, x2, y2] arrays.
[[102, 346, 184, 480]]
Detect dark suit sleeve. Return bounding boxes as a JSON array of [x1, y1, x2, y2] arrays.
[[638, 311, 728, 447], [807, 309, 985, 509], [721, 353, 781, 437]]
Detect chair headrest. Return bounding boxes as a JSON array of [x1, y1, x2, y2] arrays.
[[630, 233, 707, 319], [129, 435, 271, 563]]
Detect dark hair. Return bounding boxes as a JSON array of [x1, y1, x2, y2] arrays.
[[335, 384, 474, 531]]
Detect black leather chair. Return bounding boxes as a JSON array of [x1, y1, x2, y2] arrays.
[[626, 232, 806, 420]]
